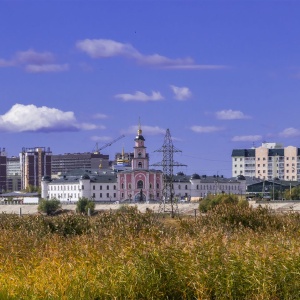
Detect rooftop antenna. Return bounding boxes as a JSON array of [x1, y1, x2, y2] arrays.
[[152, 129, 187, 217]]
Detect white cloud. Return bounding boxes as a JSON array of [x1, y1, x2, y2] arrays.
[[190, 126, 224, 133], [76, 38, 228, 70], [170, 85, 192, 100], [93, 113, 108, 119], [25, 64, 69, 73], [0, 104, 97, 133], [279, 127, 300, 138], [90, 135, 113, 142], [0, 49, 68, 73], [231, 135, 262, 142], [115, 91, 164, 102], [125, 125, 165, 135], [216, 109, 250, 120], [14, 49, 55, 65]]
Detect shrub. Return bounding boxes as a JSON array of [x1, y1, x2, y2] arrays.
[[199, 194, 244, 213], [76, 197, 95, 215], [38, 198, 61, 215]]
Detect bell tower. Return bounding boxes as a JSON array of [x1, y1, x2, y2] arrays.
[[132, 120, 149, 170]]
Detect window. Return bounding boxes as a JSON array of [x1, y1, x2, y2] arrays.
[[258, 164, 260, 167], [138, 162, 142, 168], [121, 183, 124, 189], [185, 185, 188, 190], [107, 185, 109, 190], [156, 183, 159, 189], [107, 193, 109, 198], [114, 185, 116, 190], [138, 152, 142, 157], [197, 185, 199, 190], [149, 183, 152, 189], [128, 183, 131, 189], [178, 185, 181, 190], [93, 185, 95, 190], [100, 185, 102, 190], [114, 193, 116, 198], [137, 180, 143, 189], [100, 193, 102, 198], [263, 157, 266, 161], [81, 185, 84, 190], [286, 157, 289, 160], [258, 158, 260, 161], [92, 193, 95, 198]]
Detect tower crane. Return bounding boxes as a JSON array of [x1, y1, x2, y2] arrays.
[[93, 134, 125, 154]]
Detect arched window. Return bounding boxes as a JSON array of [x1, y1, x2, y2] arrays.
[[149, 183, 152, 189], [138, 152, 142, 157], [138, 162, 142, 168], [137, 180, 143, 189]]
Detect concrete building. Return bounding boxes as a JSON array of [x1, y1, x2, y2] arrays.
[[51, 152, 109, 176], [41, 169, 118, 202], [7, 156, 21, 191], [41, 126, 247, 202], [232, 143, 300, 181], [0, 148, 7, 192], [20, 147, 52, 190]]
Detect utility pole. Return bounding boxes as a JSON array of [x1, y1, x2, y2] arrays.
[[152, 129, 186, 217]]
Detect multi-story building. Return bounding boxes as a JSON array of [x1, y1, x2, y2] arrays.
[[51, 152, 109, 176], [232, 143, 300, 181], [41, 125, 247, 202], [20, 147, 52, 190], [7, 156, 21, 191], [0, 148, 7, 192]]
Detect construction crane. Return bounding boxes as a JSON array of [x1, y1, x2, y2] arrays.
[[93, 134, 125, 154]]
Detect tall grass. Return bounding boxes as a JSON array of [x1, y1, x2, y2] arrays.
[[0, 205, 300, 299]]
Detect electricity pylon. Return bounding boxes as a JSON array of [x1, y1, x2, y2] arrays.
[[152, 129, 187, 217]]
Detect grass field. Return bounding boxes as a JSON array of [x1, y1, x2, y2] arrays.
[[1, 204, 300, 299]]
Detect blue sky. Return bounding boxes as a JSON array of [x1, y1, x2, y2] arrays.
[[1, 1, 300, 177]]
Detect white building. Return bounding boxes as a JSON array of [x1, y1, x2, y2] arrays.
[[232, 143, 300, 181]]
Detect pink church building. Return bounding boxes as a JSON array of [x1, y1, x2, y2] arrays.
[[117, 125, 163, 202]]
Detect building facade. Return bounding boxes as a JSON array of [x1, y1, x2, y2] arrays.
[[51, 152, 109, 176], [0, 148, 7, 192], [232, 143, 300, 181], [20, 147, 52, 190], [7, 156, 21, 191], [117, 125, 163, 202]]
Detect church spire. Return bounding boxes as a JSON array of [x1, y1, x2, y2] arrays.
[[135, 117, 145, 142]]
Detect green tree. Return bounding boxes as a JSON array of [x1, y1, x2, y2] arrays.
[[38, 198, 61, 215], [76, 197, 95, 215]]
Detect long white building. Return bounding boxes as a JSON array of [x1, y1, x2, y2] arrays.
[[232, 143, 300, 181]]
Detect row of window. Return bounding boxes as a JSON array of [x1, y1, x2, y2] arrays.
[[121, 181, 160, 189]]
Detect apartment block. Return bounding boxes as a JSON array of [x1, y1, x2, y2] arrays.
[[232, 143, 300, 181], [51, 152, 109, 176], [20, 147, 52, 190]]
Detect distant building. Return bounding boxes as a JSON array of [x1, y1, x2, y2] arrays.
[[51, 152, 109, 176], [0, 148, 7, 192], [7, 156, 21, 191], [232, 143, 300, 181], [20, 147, 52, 190], [117, 124, 163, 202]]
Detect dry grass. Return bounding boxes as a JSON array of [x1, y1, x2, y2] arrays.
[[0, 205, 300, 299]]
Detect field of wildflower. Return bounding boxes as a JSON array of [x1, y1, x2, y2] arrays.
[[1, 204, 300, 299]]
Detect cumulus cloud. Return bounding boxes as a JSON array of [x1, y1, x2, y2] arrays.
[[279, 127, 300, 138], [216, 109, 250, 120], [0, 104, 97, 133], [190, 126, 224, 133], [0, 49, 68, 73], [231, 135, 262, 142], [76, 38, 228, 70], [170, 85, 192, 100], [124, 125, 165, 135], [115, 91, 164, 102]]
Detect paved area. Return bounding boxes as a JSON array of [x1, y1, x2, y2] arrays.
[[0, 203, 200, 215], [1, 201, 300, 215]]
